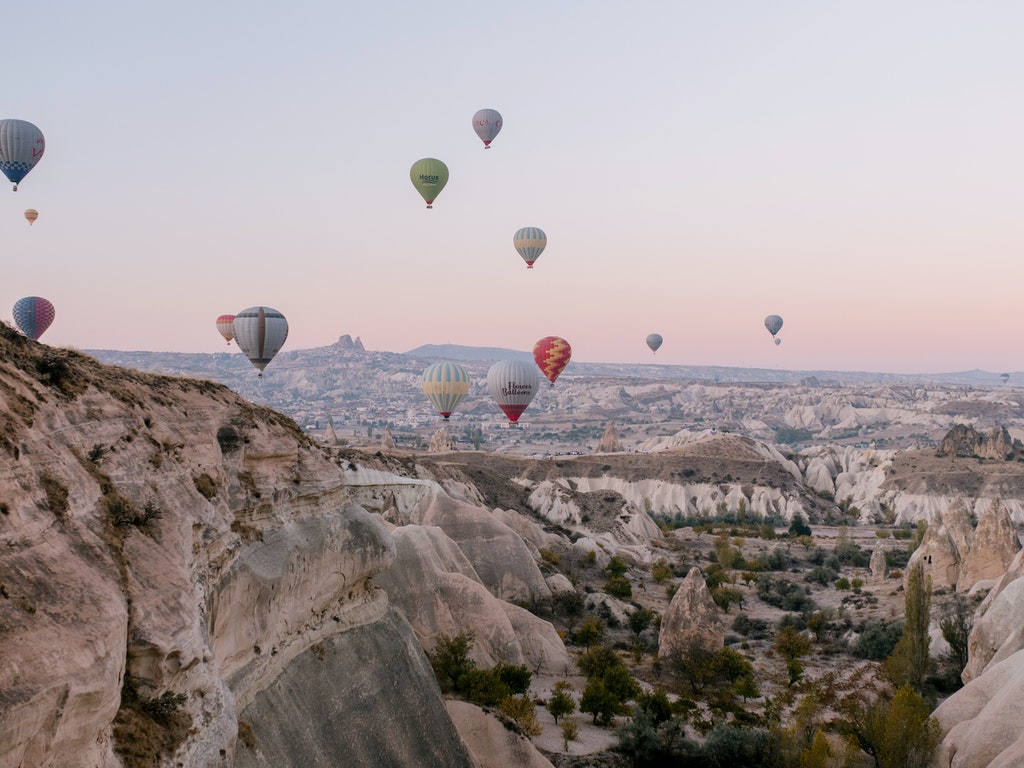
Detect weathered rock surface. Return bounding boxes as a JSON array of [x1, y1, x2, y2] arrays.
[[658, 567, 724, 658], [869, 545, 888, 583], [961, 499, 1021, 589], [596, 422, 622, 453], [0, 333, 471, 767], [235, 606, 473, 768], [446, 701, 554, 768], [372, 525, 570, 674], [429, 426, 455, 452]]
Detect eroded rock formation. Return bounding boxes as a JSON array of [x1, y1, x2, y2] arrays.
[[658, 567, 724, 658]]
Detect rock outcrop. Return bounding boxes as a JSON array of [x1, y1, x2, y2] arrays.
[[658, 567, 724, 658], [906, 499, 1020, 592], [597, 422, 622, 453], [429, 427, 454, 453], [869, 546, 888, 583], [936, 424, 1023, 460], [380, 425, 396, 450], [0, 330, 473, 767]]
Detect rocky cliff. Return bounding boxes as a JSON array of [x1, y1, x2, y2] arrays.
[[0, 327, 495, 767]]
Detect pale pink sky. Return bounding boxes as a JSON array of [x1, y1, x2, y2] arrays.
[[3, 1, 1022, 374]]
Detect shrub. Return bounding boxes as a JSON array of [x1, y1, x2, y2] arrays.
[[40, 473, 69, 517], [853, 619, 904, 660], [604, 576, 632, 599]]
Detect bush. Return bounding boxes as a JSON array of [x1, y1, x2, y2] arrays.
[[853, 619, 904, 660], [193, 473, 218, 500], [604, 575, 633, 599]]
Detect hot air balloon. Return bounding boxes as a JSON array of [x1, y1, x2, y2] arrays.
[[13, 296, 55, 341], [216, 314, 236, 344], [472, 108, 502, 148], [646, 333, 663, 354], [1001, 373, 1010, 385], [233, 306, 288, 377], [0, 119, 45, 191], [487, 359, 540, 424], [422, 362, 471, 421], [24, 209, 38, 225], [765, 315, 783, 343], [533, 336, 572, 385], [513, 227, 546, 269], [410, 158, 449, 208]]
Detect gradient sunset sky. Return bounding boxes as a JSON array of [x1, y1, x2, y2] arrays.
[[3, 1, 1022, 374]]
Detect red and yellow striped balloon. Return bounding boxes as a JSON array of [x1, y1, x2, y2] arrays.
[[533, 336, 572, 385]]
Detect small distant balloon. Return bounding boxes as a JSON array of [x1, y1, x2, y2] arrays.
[[216, 314, 236, 344], [422, 362, 471, 421], [646, 333, 663, 354], [410, 158, 449, 208], [233, 306, 288, 377], [774, 338, 782, 346], [24, 208, 38, 225], [472, 108, 502, 148], [513, 227, 546, 269], [13, 296, 55, 341], [487, 359, 540, 423], [533, 336, 572, 385], [764, 315, 783, 343], [0, 119, 45, 191], [1001, 373, 1010, 385]]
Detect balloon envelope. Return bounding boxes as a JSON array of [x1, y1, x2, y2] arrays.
[[216, 314, 236, 344], [472, 108, 502, 148], [410, 158, 449, 208], [233, 306, 288, 376], [764, 315, 784, 337], [487, 359, 540, 423], [13, 296, 55, 341], [1001, 373, 1010, 384], [422, 362, 471, 420], [513, 227, 546, 268], [0, 119, 45, 190], [24, 208, 38, 225], [645, 333, 663, 353], [533, 336, 572, 385]]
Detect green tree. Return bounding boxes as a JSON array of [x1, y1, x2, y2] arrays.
[[546, 681, 575, 723], [789, 515, 812, 537], [578, 644, 623, 679], [628, 607, 655, 638], [458, 668, 510, 706], [580, 678, 620, 725], [604, 575, 633, 599], [799, 729, 832, 768], [651, 558, 673, 583], [428, 632, 475, 693], [843, 685, 941, 768], [573, 616, 605, 648], [940, 595, 973, 677], [499, 695, 542, 736], [606, 556, 628, 577], [884, 563, 932, 692]]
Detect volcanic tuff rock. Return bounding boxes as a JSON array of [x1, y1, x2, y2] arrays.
[[937, 424, 1023, 460], [869, 546, 888, 583], [429, 426, 454, 452], [933, 545, 1024, 766], [906, 499, 1020, 592], [658, 567, 724, 658], [0, 327, 506, 767], [597, 422, 622, 453]]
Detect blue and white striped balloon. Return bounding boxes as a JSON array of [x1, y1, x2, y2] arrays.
[[0, 119, 45, 191], [513, 227, 547, 269]]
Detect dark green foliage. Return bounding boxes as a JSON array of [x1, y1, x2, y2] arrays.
[[546, 683, 576, 723], [805, 566, 836, 586], [635, 687, 673, 725], [765, 547, 789, 571], [788, 516, 812, 537], [732, 613, 769, 640], [458, 669, 511, 707], [702, 724, 773, 766], [853, 620, 904, 660], [572, 616, 605, 647], [628, 607, 656, 637], [776, 427, 815, 445], [756, 574, 815, 612], [577, 644, 624, 679], [606, 556, 628, 577], [604, 575, 633, 599], [494, 663, 531, 695], [139, 692, 188, 725], [428, 632, 476, 693], [579, 678, 621, 725]]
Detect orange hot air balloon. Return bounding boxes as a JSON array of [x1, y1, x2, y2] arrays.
[[216, 314, 236, 344], [24, 208, 38, 225], [533, 336, 572, 385]]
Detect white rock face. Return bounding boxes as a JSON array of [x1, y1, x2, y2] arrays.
[[658, 567, 724, 658], [934, 649, 1024, 768], [0, 345, 458, 768], [446, 701, 555, 768], [373, 525, 571, 674]]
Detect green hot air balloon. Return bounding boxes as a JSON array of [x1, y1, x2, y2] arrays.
[[410, 158, 449, 208]]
